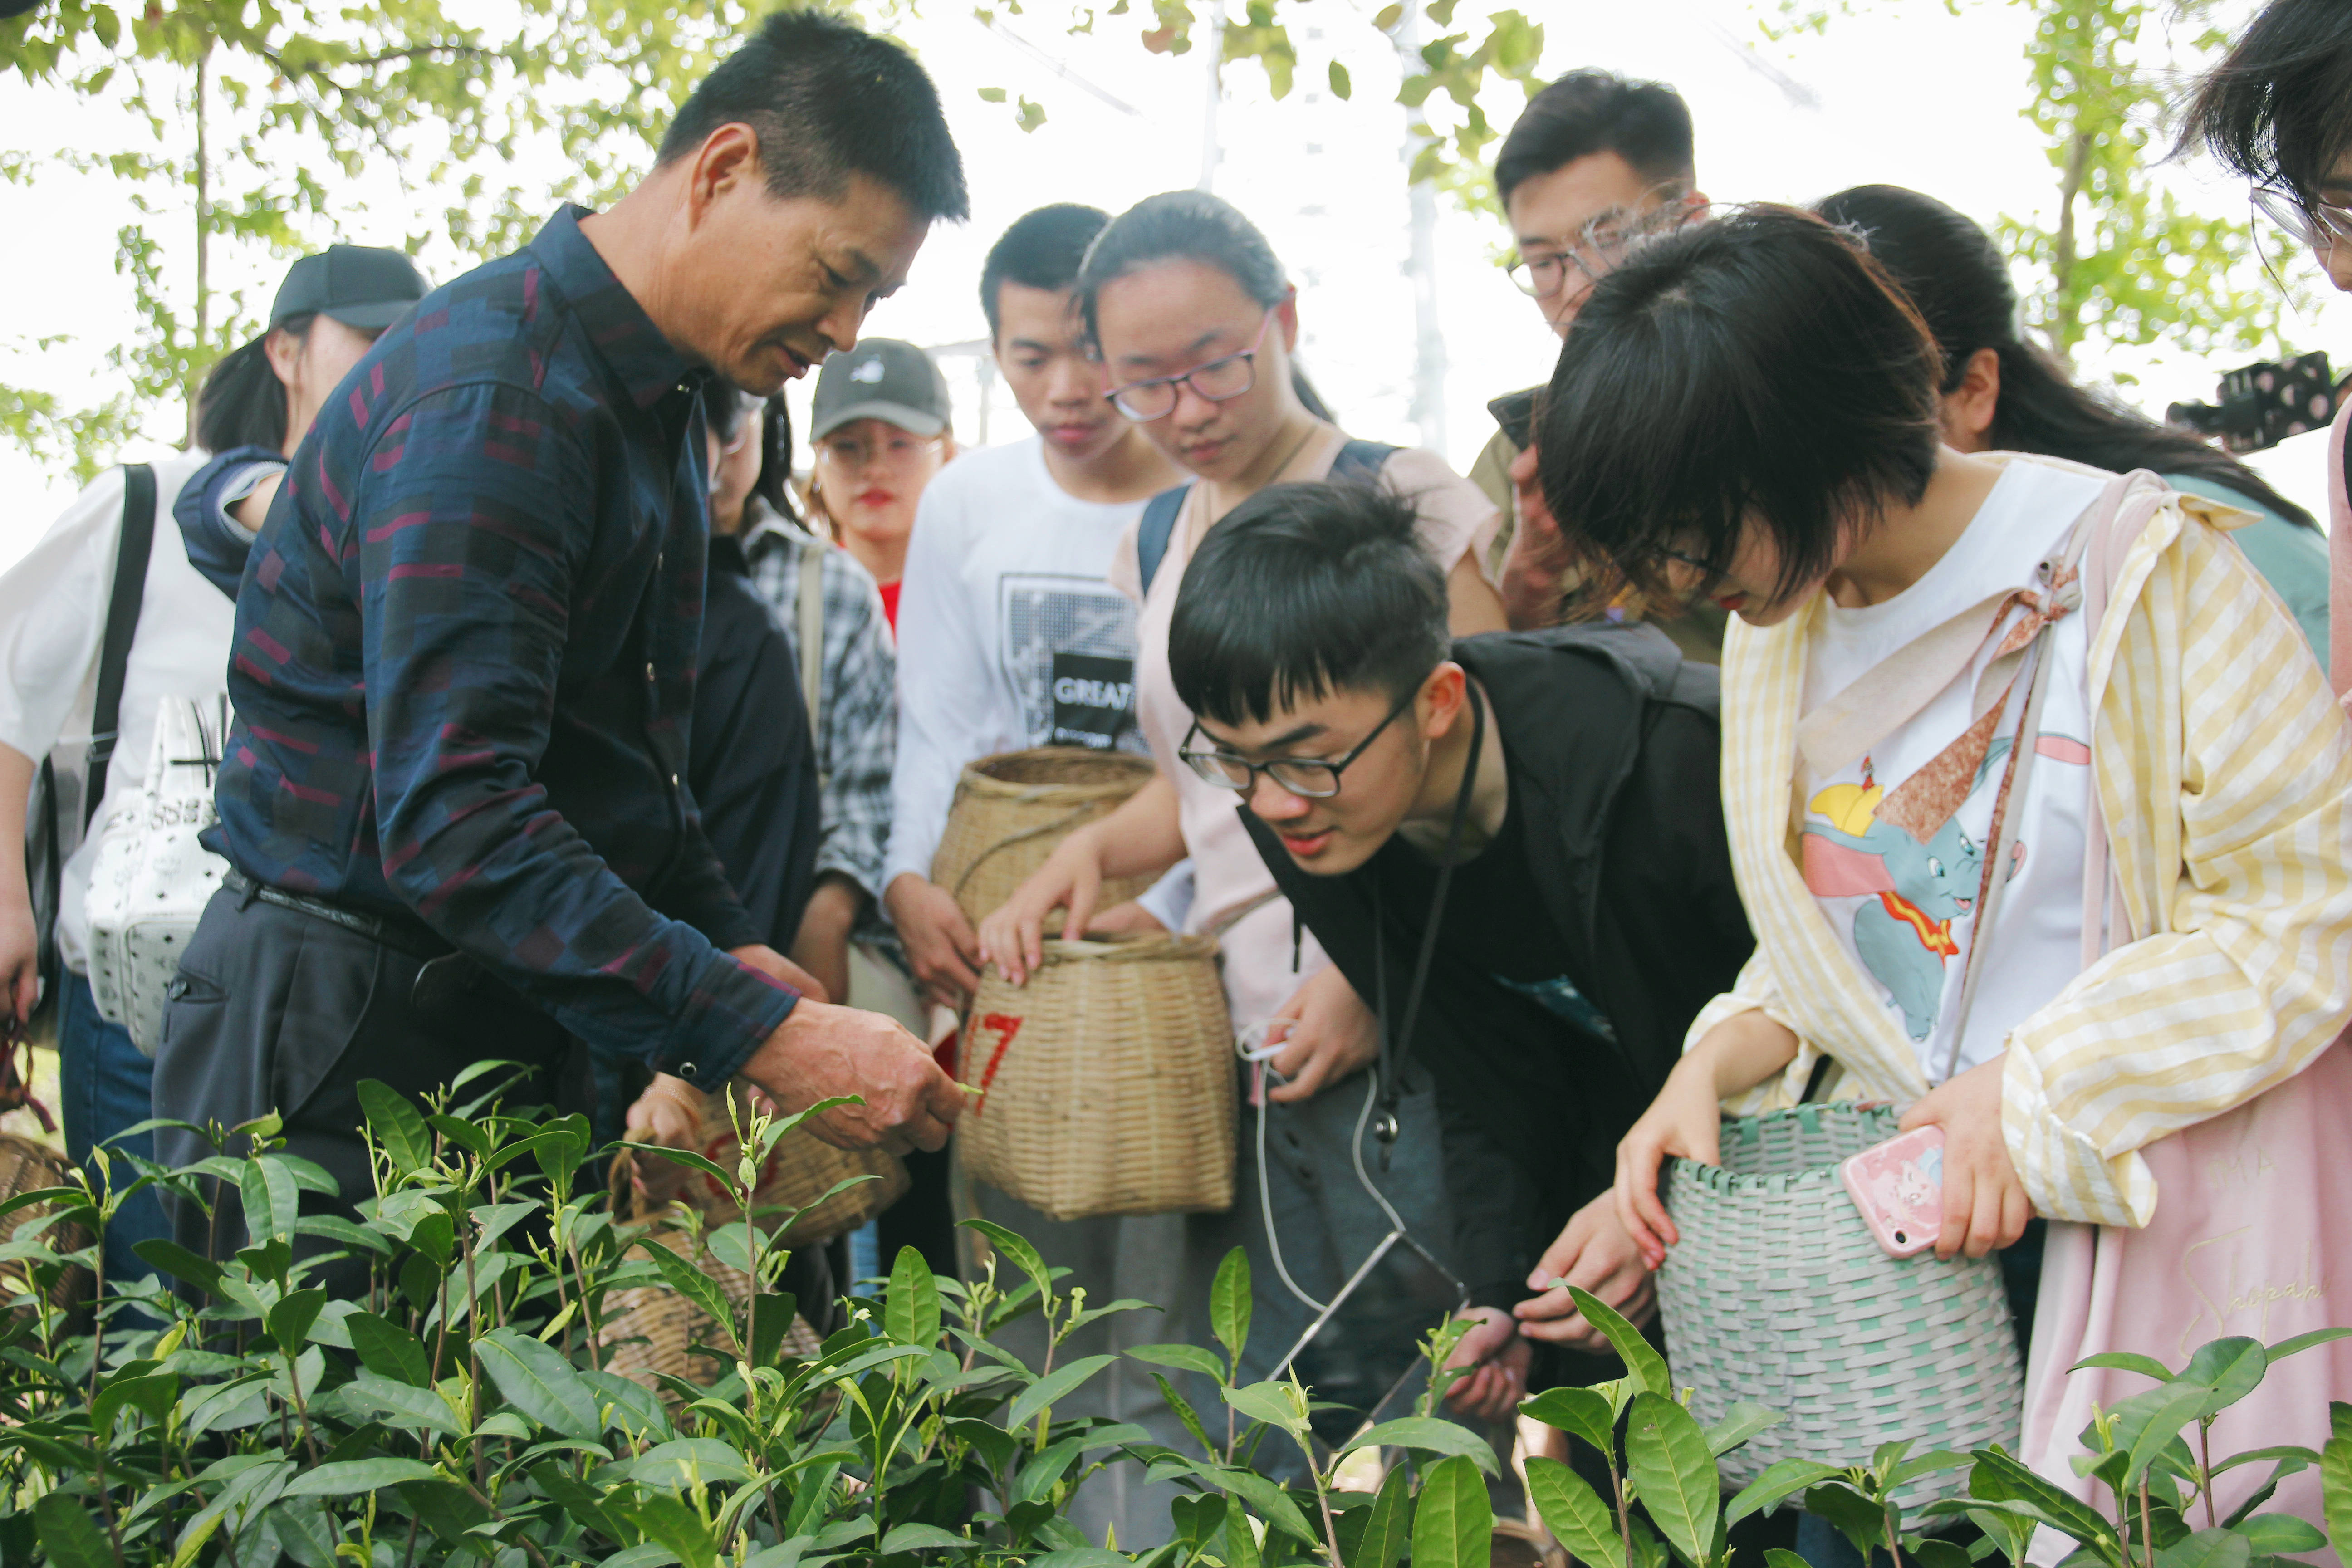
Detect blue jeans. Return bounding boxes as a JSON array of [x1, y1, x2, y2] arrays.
[[59, 970, 170, 1287]]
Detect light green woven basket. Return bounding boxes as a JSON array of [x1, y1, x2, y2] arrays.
[[1656, 1104, 2024, 1504]]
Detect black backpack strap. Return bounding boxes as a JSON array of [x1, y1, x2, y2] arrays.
[[84, 462, 157, 827], [1330, 439, 1399, 484], [1136, 481, 1192, 597]]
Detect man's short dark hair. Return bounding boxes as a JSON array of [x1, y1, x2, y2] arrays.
[[657, 9, 968, 223], [1170, 482, 1450, 729], [1495, 69, 1695, 208], [1535, 204, 1942, 606], [981, 204, 1110, 337]]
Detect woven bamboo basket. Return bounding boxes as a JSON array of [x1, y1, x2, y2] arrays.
[[685, 1082, 910, 1245], [0, 1132, 94, 1322], [595, 1225, 823, 1396], [958, 933, 1235, 1220], [930, 748, 1159, 927], [1656, 1104, 2024, 1504]]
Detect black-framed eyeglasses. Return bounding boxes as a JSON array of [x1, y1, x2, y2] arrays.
[[1103, 309, 1276, 422], [1179, 687, 1416, 798], [2252, 185, 2352, 250]]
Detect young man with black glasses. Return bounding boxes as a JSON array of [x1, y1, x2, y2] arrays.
[[1164, 478, 1751, 1396]]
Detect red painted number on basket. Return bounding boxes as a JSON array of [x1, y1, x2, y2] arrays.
[[971, 1013, 1024, 1113]]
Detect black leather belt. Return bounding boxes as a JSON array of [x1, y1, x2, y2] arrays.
[[223, 867, 452, 961]]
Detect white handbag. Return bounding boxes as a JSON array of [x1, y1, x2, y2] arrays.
[[84, 696, 232, 1057]]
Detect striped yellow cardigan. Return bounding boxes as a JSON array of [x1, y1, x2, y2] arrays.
[[1695, 467, 2352, 1227]]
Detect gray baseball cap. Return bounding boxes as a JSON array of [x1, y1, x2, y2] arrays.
[[809, 338, 951, 441]]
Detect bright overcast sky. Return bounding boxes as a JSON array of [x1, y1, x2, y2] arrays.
[[2, 0, 2343, 571]]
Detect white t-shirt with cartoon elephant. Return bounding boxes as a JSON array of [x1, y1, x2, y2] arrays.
[[1797, 459, 2106, 1086]]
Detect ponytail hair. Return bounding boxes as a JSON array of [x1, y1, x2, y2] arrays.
[[751, 393, 803, 527], [193, 316, 311, 456], [1816, 184, 2316, 528]]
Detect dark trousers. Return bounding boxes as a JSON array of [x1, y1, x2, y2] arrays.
[[152, 887, 586, 1299]]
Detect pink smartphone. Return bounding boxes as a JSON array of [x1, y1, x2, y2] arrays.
[[1840, 1125, 1946, 1258]]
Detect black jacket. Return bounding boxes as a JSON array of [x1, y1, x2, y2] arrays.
[[1241, 623, 1752, 1297]]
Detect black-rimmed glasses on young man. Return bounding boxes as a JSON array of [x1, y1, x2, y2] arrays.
[[1178, 686, 1417, 799]]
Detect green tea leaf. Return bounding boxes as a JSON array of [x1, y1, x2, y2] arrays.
[[131, 1237, 224, 1294], [2178, 1338, 2267, 1418], [642, 1236, 736, 1349], [1210, 1246, 1252, 1372], [2267, 1326, 2352, 1363], [962, 1217, 1055, 1303], [2225, 1512, 2324, 1554], [2075, 1351, 2174, 1382], [1568, 1286, 1669, 1396], [1151, 1372, 1217, 1458], [1728, 1460, 1846, 1525], [34, 1490, 115, 1568], [1411, 1454, 1493, 1568], [623, 1490, 722, 1568], [1338, 1416, 1499, 1475], [2154, 1528, 2253, 1568], [620, 1139, 738, 1194], [1225, 1378, 1308, 1436], [1520, 1386, 1617, 1456], [266, 1287, 328, 1355], [240, 1155, 300, 1246], [281, 1458, 443, 1496], [1214, 1463, 1319, 1544], [1764, 1551, 1814, 1568], [357, 1080, 431, 1176], [886, 1245, 942, 1349], [1030, 1553, 1133, 1568], [2113, 1380, 2219, 1489], [346, 1308, 431, 1387], [623, 1437, 758, 1487], [1525, 1455, 1621, 1568], [477, 1326, 603, 1441], [1627, 1391, 1722, 1568], [1349, 1463, 1413, 1568], [1971, 1447, 2121, 1550], [1803, 1483, 1887, 1561], [1702, 1401, 1783, 1458], [341, 1371, 465, 1436], [91, 1370, 179, 1433], [2321, 1435, 2352, 1554], [1132, 1341, 1227, 1381], [1224, 1510, 1263, 1568], [1891, 1450, 1975, 1488], [1328, 60, 1351, 99], [1009, 1353, 1118, 1430], [880, 1524, 973, 1552], [1958, 1504, 2042, 1568]]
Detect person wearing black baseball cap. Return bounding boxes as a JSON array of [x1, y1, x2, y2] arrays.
[[175, 244, 430, 595], [805, 337, 956, 627], [0, 240, 421, 1300]]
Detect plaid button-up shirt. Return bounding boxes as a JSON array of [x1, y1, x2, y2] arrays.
[[211, 206, 796, 1083]]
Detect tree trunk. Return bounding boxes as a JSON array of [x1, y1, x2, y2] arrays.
[[2046, 125, 2093, 362], [187, 34, 212, 449], [1395, 4, 1446, 454]]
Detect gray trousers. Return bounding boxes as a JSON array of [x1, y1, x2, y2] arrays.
[[153, 887, 584, 1299]]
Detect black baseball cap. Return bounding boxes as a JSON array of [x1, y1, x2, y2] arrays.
[[268, 244, 429, 333], [810, 338, 951, 441]]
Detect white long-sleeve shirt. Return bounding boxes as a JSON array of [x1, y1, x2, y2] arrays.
[[884, 436, 1153, 893]]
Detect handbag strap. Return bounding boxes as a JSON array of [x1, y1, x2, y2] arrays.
[[2073, 471, 2175, 965], [795, 542, 827, 788], [85, 462, 157, 829]]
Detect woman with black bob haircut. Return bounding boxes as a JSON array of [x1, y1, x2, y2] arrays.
[[2182, 0, 2352, 689], [1541, 204, 2352, 1537], [1815, 182, 2328, 668], [979, 189, 1513, 1433]]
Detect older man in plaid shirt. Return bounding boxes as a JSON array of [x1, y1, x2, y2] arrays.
[[154, 13, 970, 1287]]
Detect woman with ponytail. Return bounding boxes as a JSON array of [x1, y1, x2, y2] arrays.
[[1816, 183, 2330, 667]]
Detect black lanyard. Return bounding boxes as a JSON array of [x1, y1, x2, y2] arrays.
[[1369, 678, 1488, 1159]]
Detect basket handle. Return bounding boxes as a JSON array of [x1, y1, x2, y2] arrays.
[[948, 801, 1107, 900]]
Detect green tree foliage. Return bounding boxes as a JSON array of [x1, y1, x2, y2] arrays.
[[0, 0, 781, 477], [1765, 0, 2283, 368]]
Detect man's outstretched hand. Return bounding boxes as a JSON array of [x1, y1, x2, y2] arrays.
[[738, 998, 963, 1155]]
